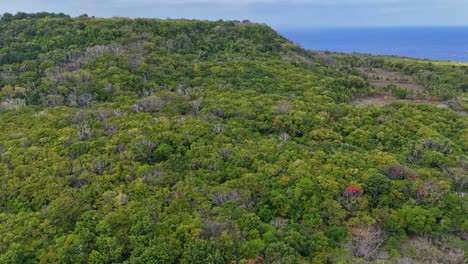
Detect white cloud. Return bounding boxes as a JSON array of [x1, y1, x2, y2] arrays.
[[113, 0, 335, 5], [109, 0, 436, 8], [113, 0, 404, 4]]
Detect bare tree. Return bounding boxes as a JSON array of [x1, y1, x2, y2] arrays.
[[91, 156, 113, 175], [218, 148, 231, 161], [190, 99, 202, 113], [397, 258, 418, 264], [279, 132, 291, 143], [85, 43, 125, 59], [77, 122, 92, 141], [380, 163, 414, 180], [440, 165, 468, 193], [399, 237, 467, 264], [201, 219, 235, 239], [104, 122, 119, 138], [143, 169, 165, 186], [349, 226, 386, 261], [0, 98, 26, 110], [131, 97, 164, 113], [77, 94, 94, 107], [212, 124, 225, 134], [209, 108, 225, 118], [116, 192, 129, 206], [275, 101, 292, 115], [42, 94, 65, 107], [69, 93, 94, 107], [70, 111, 89, 124], [271, 217, 289, 228], [212, 190, 240, 206]]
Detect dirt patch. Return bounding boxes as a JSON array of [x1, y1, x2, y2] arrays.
[[360, 67, 402, 79], [397, 99, 449, 108], [351, 95, 395, 107], [359, 67, 426, 93], [370, 81, 426, 93], [355, 68, 466, 116], [351, 94, 449, 108]]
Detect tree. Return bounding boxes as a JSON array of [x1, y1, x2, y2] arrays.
[[349, 226, 386, 261], [397, 205, 437, 235], [181, 240, 224, 264], [264, 242, 297, 264], [364, 174, 391, 207], [340, 185, 363, 212]]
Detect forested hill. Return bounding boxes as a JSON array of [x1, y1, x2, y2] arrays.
[[0, 13, 467, 263]]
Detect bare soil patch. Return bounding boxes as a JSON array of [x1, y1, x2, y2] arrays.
[[351, 95, 395, 107], [351, 94, 449, 108], [359, 67, 426, 93], [353, 68, 467, 116]]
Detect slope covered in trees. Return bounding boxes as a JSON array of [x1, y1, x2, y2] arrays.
[[0, 13, 467, 263]]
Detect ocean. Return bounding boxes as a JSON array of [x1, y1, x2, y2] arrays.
[[278, 27, 468, 63]]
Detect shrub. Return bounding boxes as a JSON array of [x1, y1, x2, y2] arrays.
[[395, 88, 408, 99]]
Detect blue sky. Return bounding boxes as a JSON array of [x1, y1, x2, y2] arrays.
[[1, 0, 467, 29]]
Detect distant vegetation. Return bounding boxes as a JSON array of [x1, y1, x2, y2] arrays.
[[0, 13, 467, 263], [332, 53, 468, 107]]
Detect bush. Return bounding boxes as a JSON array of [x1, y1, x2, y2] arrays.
[[395, 88, 408, 99]]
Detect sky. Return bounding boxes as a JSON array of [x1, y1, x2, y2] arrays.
[[1, 0, 468, 29]]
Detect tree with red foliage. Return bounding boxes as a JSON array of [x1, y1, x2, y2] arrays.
[[341, 185, 364, 211], [346, 185, 364, 194]]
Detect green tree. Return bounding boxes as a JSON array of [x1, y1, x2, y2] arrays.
[[364, 174, 392, 207]]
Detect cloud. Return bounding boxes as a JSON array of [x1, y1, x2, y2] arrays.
[[1, 0, 466, 27], [113, 0, 404, 4], [113, 0, 334, 6], [110, 0, 445, 8]]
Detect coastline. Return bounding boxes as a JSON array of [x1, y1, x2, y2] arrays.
[[278, 26, 468, 63]]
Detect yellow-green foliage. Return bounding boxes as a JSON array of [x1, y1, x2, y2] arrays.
[[0, 12, 466, 263]]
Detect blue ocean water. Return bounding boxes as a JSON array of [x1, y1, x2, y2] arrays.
[[278, 27, 468, 63]]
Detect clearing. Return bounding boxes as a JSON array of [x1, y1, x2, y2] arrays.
[[351, 67, 459, 111], [358, 67, 426, 93], [351, 94, 449, 108]]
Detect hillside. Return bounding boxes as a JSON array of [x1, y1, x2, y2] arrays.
[[0, 13, 467, 263]]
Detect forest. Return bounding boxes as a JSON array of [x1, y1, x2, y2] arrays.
[[0, 12, 467, 263]]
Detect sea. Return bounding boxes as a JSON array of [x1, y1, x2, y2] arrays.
[[278, 27, 468, 63]]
